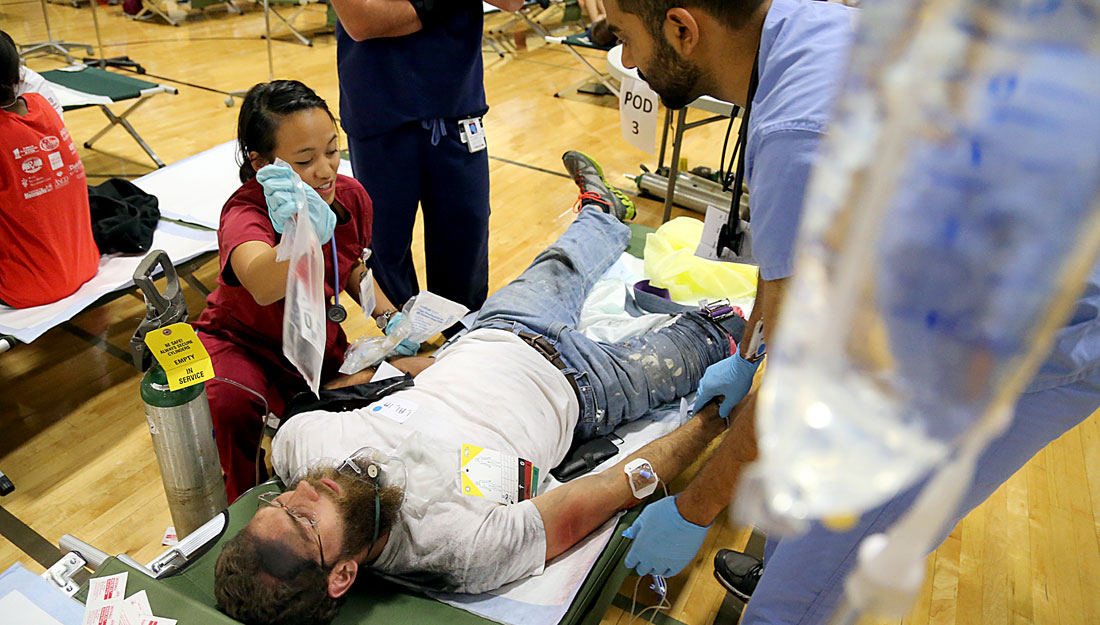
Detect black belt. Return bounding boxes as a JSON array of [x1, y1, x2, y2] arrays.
[[517, 331, 583, 406]]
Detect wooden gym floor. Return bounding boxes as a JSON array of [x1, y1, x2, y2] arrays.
[[1, 2, 1098, 624]]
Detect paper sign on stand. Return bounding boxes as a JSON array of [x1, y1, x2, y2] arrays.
[[619, 77, 659, 154]]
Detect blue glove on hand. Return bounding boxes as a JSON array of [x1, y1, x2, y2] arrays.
[[692, 352, 760, 419], [256, 164, 336, 244], [622, 496, 710, 577], [384, 312, 420, 357]]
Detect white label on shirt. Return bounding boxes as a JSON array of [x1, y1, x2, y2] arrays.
[[368, 397, 418, 424], [619, 77, 658, 154], [48, 151, 63, 170], [696, 204, 743, 262]]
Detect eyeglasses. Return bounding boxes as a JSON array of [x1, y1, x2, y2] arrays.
[[258, 491, 327, 569]]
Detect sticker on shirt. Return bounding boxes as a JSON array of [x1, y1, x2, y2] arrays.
[[368, 396, 418, 424], [460, 444, 539, 504], [21, 157, 43, 174]]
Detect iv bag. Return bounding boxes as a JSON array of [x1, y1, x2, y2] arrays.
[[745, 0, 1100, 526], [282, 177, 327, 397]]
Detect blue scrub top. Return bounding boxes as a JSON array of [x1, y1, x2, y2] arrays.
[[744, 0, 856, 282], [747, 0, 1100, 391], [336, 3, 489, 139]]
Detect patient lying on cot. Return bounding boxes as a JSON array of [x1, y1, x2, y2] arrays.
[[214, 153, 746, 625]]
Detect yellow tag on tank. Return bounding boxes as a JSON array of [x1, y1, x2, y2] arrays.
[[144, 322, 215, 391], [823, 514, 859, 531]]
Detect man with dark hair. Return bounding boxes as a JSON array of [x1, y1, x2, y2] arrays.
[[604, 4, 1100, 625], [601, 0, 856, 586], [213, 153, 747, 625]]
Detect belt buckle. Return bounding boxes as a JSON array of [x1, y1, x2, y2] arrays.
[[702, 299, 741, 321]]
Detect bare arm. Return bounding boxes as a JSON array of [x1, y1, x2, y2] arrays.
[[230, 241, 289, 307], [329, 0, 421, 41], [674, 276, 789, 525], [344, 261, 398, 317], [485, 0, 523, 10], [532, 404, 727, 560]]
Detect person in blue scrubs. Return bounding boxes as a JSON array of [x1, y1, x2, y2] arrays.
[[328, 0, 521, 314], [601, 0, 1100, 623]]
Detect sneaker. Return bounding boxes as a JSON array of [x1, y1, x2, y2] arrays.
[[562, 150, 636, 221], [713, 549, 763, 601]]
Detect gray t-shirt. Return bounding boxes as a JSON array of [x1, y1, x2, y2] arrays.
[[272, 329, 579, 593]]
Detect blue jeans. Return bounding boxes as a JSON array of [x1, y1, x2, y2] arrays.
[[743, 367, 1100, 625], [472, 208, 735, 440]]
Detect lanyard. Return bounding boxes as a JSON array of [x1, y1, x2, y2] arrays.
[[718, 53, 761, 257]]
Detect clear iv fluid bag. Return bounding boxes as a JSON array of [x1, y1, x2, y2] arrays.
[[751, 0, 1100, 523]]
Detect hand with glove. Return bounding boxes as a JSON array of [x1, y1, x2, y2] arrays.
[[622, 496, 710, 577], [256, 164, 336, 244], [384, 312, 421, 357], [691, 352, 760, 419]]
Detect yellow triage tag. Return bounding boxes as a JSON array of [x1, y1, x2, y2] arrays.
[[460, 444, 539, 504], [144, 322, 215, 391]]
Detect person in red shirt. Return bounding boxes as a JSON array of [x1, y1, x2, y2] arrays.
[[193, 80, 408, 501], [0, 30, 99, 308]]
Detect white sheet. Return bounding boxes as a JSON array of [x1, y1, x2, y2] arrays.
[[425, 252, 698, 625], [135, 140, 354, 230], [0, 221, 216, 343]]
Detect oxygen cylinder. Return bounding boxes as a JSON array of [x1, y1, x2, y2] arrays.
[[139, 363, 227, 538], [131, 251, 228, 539]]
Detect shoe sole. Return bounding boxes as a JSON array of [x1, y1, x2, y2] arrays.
[[713, 569, 753, 602], [573, 150, 636, 220]]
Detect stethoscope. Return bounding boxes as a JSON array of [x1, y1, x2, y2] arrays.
[[717, 54, 760, 258], [327, 232, 348, 324]]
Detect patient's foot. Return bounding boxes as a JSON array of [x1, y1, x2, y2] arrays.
[[562, 150, 636, 221]]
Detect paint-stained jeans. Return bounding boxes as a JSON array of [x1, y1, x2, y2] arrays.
[[472, 208, 735, 440]]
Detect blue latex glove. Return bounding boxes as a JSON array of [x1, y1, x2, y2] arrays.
[[384, 312, 420, 357], [692, 352, 760, 419], [622, 496, 710, 577], [256, 164, 336, 244]]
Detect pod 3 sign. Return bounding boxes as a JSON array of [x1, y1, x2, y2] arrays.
[[619, 77, 658, 154]]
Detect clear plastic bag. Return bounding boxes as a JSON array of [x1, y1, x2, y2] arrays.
[[280, 166, 327, 397], [339, 291, 469, 374]]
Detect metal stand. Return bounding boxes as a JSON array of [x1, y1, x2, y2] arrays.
[[18, 0, 94, 62], [262, 0, 322, 46], [656, 106, 740, 223]]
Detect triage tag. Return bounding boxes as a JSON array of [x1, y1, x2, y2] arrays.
[[460, 444, 539, 504], [458, 117, 486, 153], [144, 323, 215, 391], [624, 458, 658, 499]]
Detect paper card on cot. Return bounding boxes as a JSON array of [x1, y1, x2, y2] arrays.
[[459, 117, 486, 153], [139, 618, 176, 625], [459, 444, 540, 505], [125, 591, 151, 618], [143, 323, 215, 391], [368, 397, 418, 424], [85, 573, 126, 609]]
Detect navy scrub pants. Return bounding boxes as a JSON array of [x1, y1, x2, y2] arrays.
[[346, 118, 490, 312]]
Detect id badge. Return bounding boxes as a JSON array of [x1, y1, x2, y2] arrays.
[[459, 117, 487, 153]]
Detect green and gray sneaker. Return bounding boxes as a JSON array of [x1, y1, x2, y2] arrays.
[[562, 150, 636, 221]]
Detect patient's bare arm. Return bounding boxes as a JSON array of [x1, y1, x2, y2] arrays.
[[323, 357, 436, 389], [532, 404, 727, 560]]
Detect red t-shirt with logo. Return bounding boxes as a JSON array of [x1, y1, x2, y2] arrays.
[[193, 174, 373, 380], [0, 93, 99, 308]]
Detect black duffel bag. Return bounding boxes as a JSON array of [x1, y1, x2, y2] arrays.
[[89, 178, 160, 255]]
